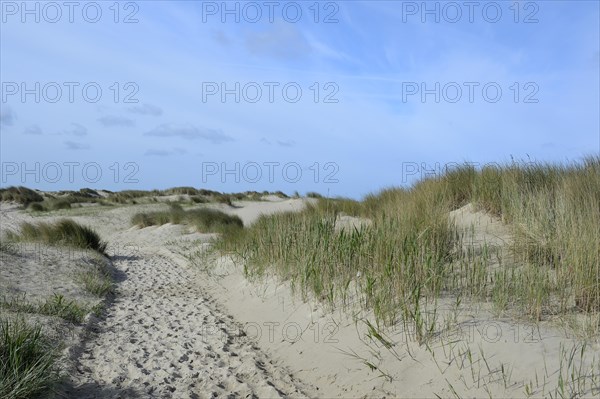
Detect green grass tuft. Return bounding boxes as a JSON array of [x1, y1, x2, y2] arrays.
[[132, 206, 243, 236], [38, 294, 88, 323], [27, 199, 73, 212], [7, 219, 107, 254], [1, 294, 89, 324], [0, 317, 59, 399]]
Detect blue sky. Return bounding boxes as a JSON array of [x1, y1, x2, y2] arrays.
[[1, 0, 598, 198]]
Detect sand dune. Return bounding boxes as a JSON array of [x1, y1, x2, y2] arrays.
[[1, 198, 598, 398]]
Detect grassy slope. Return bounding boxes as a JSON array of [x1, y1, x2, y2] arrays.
[[215, 157, 600, 334], [1, 220, 111, 398]]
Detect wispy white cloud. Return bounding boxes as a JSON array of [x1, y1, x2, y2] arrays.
[[65, 141, 90, 150], [128, 104, 163, 116], [245, 23, 312, 60], [145, 123, 234, 143], [276, 140, 295, 148], [60, 123, 88, 136]]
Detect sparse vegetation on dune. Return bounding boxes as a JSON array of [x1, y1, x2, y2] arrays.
[[27, 198, 72, 212], [162, 186, 201, 196], [76, 258, 114, 297], [216, 157, 600, 335], [3, 188, 106, 212], [1, 185, 291, 209], [217, 179, 457, 327], [6, 219, 107, 255], [187, 208, 244, 231], [1, 294, 89, 324], [0, 187, 43, 205], [78, 188, 101, 197], [0, 290, 108, 397], [306, 191, 323, 198], [106, 189, 160, 204], [0, 231, 113, 397], [132, 204, 243, 235], [190, 195, 208, 204], [51, 188, 101, 200], [214, 193, 235, 206], [114, 187, 291, 204]]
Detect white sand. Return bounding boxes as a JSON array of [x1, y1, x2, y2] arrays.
[[1, 199, 598, 398]]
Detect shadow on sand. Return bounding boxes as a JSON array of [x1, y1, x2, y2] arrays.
[[47, 256, 144, 399]]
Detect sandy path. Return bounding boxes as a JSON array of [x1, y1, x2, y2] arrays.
[[62, 244, 311, 398], [1, 201, 313, 398], [58, 237, 311, 398]]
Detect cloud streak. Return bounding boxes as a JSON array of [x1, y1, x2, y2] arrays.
[[65, 141, 90, 150], [128, 104, 163, 116], [144, 123, 234, 144], [98, 115, 135, 127], [245, 24, 312, 60], [144, 148, 188, 156], [60, 123, 88, 136], [276, 140, 296, 147], [144, 149, 170, 156]]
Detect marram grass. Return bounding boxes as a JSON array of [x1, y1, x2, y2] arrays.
[[7, 219, 107, 255], [214, 157, 600, 333], [0, 317, 59, 399], [132, 204, 243, 236]]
